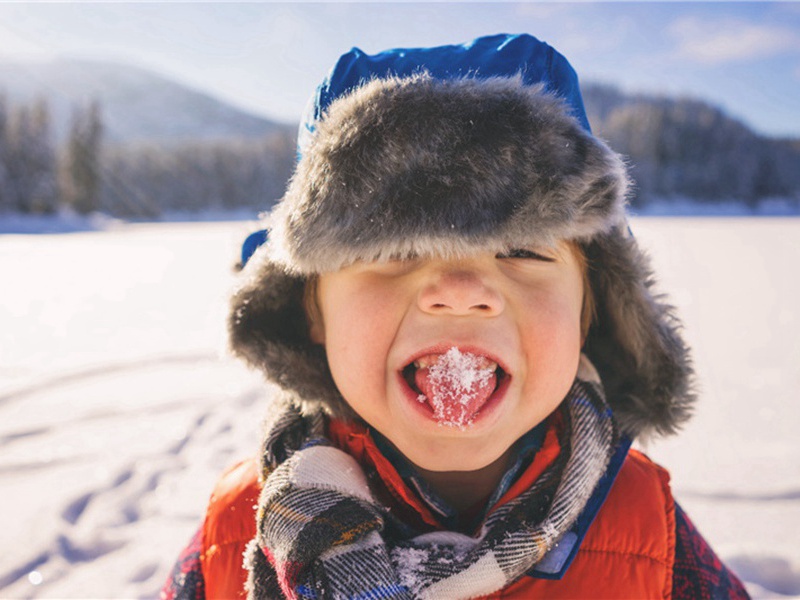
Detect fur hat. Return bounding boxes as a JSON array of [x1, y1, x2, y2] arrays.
[[229, 35, 694, 439]]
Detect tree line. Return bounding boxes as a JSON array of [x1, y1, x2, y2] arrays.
[[1, 88, 798, 219], [0, 94, 295, 219], [99, 134, 295, 218]]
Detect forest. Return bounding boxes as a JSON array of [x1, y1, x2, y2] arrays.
[[1, 85, 798, 219], [0, 94, 295, 219]]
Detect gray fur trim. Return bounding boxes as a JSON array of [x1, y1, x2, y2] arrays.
[[229, 74, 694, 438], [229, 260, 353, 419], [584, 231, 695, 436], [269, 74, 628, 273]]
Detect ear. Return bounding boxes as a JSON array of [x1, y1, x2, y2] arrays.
[[308, 310, 325, 345], [304, 278, 326, 345]]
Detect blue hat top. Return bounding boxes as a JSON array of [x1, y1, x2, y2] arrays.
[[297, 33, 591, 156]]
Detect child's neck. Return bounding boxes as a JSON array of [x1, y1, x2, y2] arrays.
[[415, 449, 513, 513]]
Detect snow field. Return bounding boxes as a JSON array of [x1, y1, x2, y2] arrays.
[[0, 221, 267, 598], [0, 217, 798, 598], [633, 218, 800, 599]]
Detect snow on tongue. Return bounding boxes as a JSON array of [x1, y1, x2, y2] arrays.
[[414, 347, 497, 427]]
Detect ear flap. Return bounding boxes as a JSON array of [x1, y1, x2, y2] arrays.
[[228, 259, 354, 418], [583, 231, 695, 438]]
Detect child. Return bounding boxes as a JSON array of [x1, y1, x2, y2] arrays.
[[163, 34, 749, 599]]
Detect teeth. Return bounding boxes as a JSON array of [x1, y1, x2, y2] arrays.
[[413, 353, 498, 371]]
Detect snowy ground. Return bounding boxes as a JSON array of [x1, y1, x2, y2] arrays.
[[0, 217, 798, 598]]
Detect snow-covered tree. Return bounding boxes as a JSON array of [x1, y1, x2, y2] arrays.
[[5, 99, 59, 214], [0, 95, 9, 213], [60, 101, 103, 215]]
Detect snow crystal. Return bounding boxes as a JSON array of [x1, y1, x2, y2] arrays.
[[391, 547, 429, 594], [424, 347, 496, 428], [429, 348, 494, 396]]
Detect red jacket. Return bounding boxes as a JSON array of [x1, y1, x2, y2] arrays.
[[162, 425, 749, 599]]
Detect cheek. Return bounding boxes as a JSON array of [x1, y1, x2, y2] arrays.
[[320, 285, 399, 407], [519, 287, 584, 391]]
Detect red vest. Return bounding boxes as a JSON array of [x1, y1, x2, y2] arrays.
[[200, 449, 675, 599]]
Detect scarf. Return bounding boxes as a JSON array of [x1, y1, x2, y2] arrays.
[[245, 357, 618, 599]]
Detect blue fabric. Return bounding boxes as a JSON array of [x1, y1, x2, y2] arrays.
[[298, 33, 591, 154], [241, 229, 267, 267], [528, 435, 632, 579]]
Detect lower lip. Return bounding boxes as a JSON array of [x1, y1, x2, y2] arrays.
[[395, 370, 512, 428]]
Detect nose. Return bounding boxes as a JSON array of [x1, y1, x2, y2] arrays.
[[418, 264, 504, 316]]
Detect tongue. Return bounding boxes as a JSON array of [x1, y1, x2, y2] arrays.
[[414, 348, 497, 428]]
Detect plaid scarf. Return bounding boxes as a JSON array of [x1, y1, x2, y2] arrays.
[[246, 358, 617, 599]]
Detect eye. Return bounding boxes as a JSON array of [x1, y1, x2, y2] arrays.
[[496, 248, 556, 262]]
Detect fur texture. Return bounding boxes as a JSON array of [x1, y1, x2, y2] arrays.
[[229, 74, 695, 438], [269, 75, 627, 273]]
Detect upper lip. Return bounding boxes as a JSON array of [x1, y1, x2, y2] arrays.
[[400, 343, 510, 375]]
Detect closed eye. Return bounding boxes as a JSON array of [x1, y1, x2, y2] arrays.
[[496, 248, 556, 262]]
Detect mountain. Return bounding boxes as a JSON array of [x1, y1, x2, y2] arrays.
[[0, 59, 293, 144]]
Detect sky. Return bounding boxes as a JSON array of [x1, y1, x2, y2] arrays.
[[0, 2, 799, 138]]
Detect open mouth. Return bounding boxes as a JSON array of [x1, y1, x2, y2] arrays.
[[401, 347, 509, 428]]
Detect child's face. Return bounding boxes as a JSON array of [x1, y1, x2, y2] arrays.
[[309, 242, 584, 472]]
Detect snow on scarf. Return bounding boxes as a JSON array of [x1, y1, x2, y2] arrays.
[[245, 356, 618, 599]]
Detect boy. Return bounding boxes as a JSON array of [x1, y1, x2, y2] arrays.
[[163, 34, 749, 599]]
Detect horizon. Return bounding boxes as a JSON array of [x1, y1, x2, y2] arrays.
[[1, 2, 799, 138]]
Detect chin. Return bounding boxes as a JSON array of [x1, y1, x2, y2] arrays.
[[401, 436, 511, 473]]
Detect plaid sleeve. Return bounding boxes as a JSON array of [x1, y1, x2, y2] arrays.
[[672, 504, 750, 599], [161, 526, 206, 600]]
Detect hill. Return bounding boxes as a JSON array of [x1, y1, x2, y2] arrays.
[[0, 59, 292, 144], [582, 83, 800, 208]]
